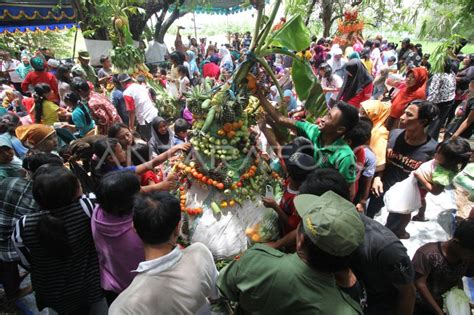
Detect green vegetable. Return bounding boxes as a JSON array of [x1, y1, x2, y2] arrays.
[[201, 99, 211, 110], [211, 202, 221, 214], [201, 105, 216, 133]]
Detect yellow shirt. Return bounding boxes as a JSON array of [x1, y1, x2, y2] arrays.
[[40, 100, 59, 125]]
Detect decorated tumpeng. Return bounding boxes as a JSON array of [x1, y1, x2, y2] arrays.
[[173, 0, 327, 259]]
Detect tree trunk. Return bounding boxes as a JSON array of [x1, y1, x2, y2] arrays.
[[129, 2, 164, 41], [321, 0, 333, 37], [305, 0, 319, 26], [155, 0, 186, 43]]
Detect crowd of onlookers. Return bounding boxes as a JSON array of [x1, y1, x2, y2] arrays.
[[0, 29, 473, 315]]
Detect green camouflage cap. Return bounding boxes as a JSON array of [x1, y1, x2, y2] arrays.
[[294, 191, 365, 257]]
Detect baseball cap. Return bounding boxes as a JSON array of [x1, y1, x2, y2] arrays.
[[78, 51, 90, 60], [294, 191, 365, 257], [0, 133, 13, 149], [117, 73, 132, 83], [99, 55, 109, 63], [281, 136, 314, 163]]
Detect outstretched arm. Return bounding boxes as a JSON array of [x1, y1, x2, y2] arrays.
[[256, 91, 296, 130]]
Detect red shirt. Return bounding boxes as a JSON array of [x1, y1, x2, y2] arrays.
[[347, 82, 374, 108], [203, 63, 220, 80], [279, 180, 300, 235], [22, 97, 35, 122], [21, 71, 59, 102], [140, 170, 160, 186]]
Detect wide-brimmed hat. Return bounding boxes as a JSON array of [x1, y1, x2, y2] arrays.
[[78, 51, 90, 60]]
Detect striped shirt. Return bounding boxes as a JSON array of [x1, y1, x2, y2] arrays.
[[0, 177, 36, 262], [12, 194, 103, 313]]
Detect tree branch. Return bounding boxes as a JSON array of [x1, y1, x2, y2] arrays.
[[305, 0, 319, 26]]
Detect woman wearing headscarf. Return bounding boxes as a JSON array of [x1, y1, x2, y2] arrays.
[[278, 68, 293, 91], [283, 90, 298, 112], [219, 47, 234, 73], [21, 57, 59, 102], [387, 67, 428, 130], [361, 100, 391, 171], [16, 124, 58, 153], [148, 117, 174, 158], [15, 55, 33, 80], [186, 50, 200, 84], [337, 59, 374, 108]]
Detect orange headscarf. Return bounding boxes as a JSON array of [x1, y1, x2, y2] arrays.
[[389, 67, 428, 119], [361, 100, 390, 170], [16, 124, 55, 148]]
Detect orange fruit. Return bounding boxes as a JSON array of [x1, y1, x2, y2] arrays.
[[223, 123, 233, 132], [232, 122, 240, 130], [251, 233, 261, 242]]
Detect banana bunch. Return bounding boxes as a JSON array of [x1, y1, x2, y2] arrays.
[[244, 96, 262, 126], [185, 85, 211, 117]]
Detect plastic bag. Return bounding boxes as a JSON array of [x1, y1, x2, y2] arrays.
[[453, 163, 474, 202], [245, 209, 280, 243], [384, 174, 422, 214], [443, 287, 470, 315]]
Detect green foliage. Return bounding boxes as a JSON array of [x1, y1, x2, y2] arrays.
[[270, 15, 310, 51], [417, 0, 473, 40], [0, 28, 76, 59], [429, 35, 464, 74]]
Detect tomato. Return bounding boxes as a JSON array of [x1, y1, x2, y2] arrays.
[[207, 178, 214, 185], [216, 183, 224, 190], [201, 176, 208, 183], [223, 123, 233, 132], [237, 181, 242, 187]]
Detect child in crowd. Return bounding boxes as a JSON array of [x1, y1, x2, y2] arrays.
[[158, 69, 168, 88], [92, 137, 188, 192], [172, 118, 190, 145], [177, 65, 190, 100], [262, 152, 316, 251], [131, 142, 161, 186], [91, 171, 144, 305], [412, 218, 474, 315], [344, 118, 376, 213], [64, 92, 96, 138], [412, 138, 472, 221]]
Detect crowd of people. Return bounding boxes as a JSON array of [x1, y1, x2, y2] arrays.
[[0, 28, 473, 315]]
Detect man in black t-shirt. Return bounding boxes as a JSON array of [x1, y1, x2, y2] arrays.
[[367, 101, 438, 239]]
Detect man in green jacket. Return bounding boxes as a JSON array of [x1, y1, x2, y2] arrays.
[[217, 189, 365, 314]]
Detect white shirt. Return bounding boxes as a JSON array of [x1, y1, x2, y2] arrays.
[[110, 243, 218, 315], [123, 83, 158, 125], [1, 59, 22, 83], [321, 74, 343, 100]]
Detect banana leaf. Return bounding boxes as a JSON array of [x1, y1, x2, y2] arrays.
[[304, 81, 327, 118], [269, 15, 310, 52], [291, 58, 314, 100]]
